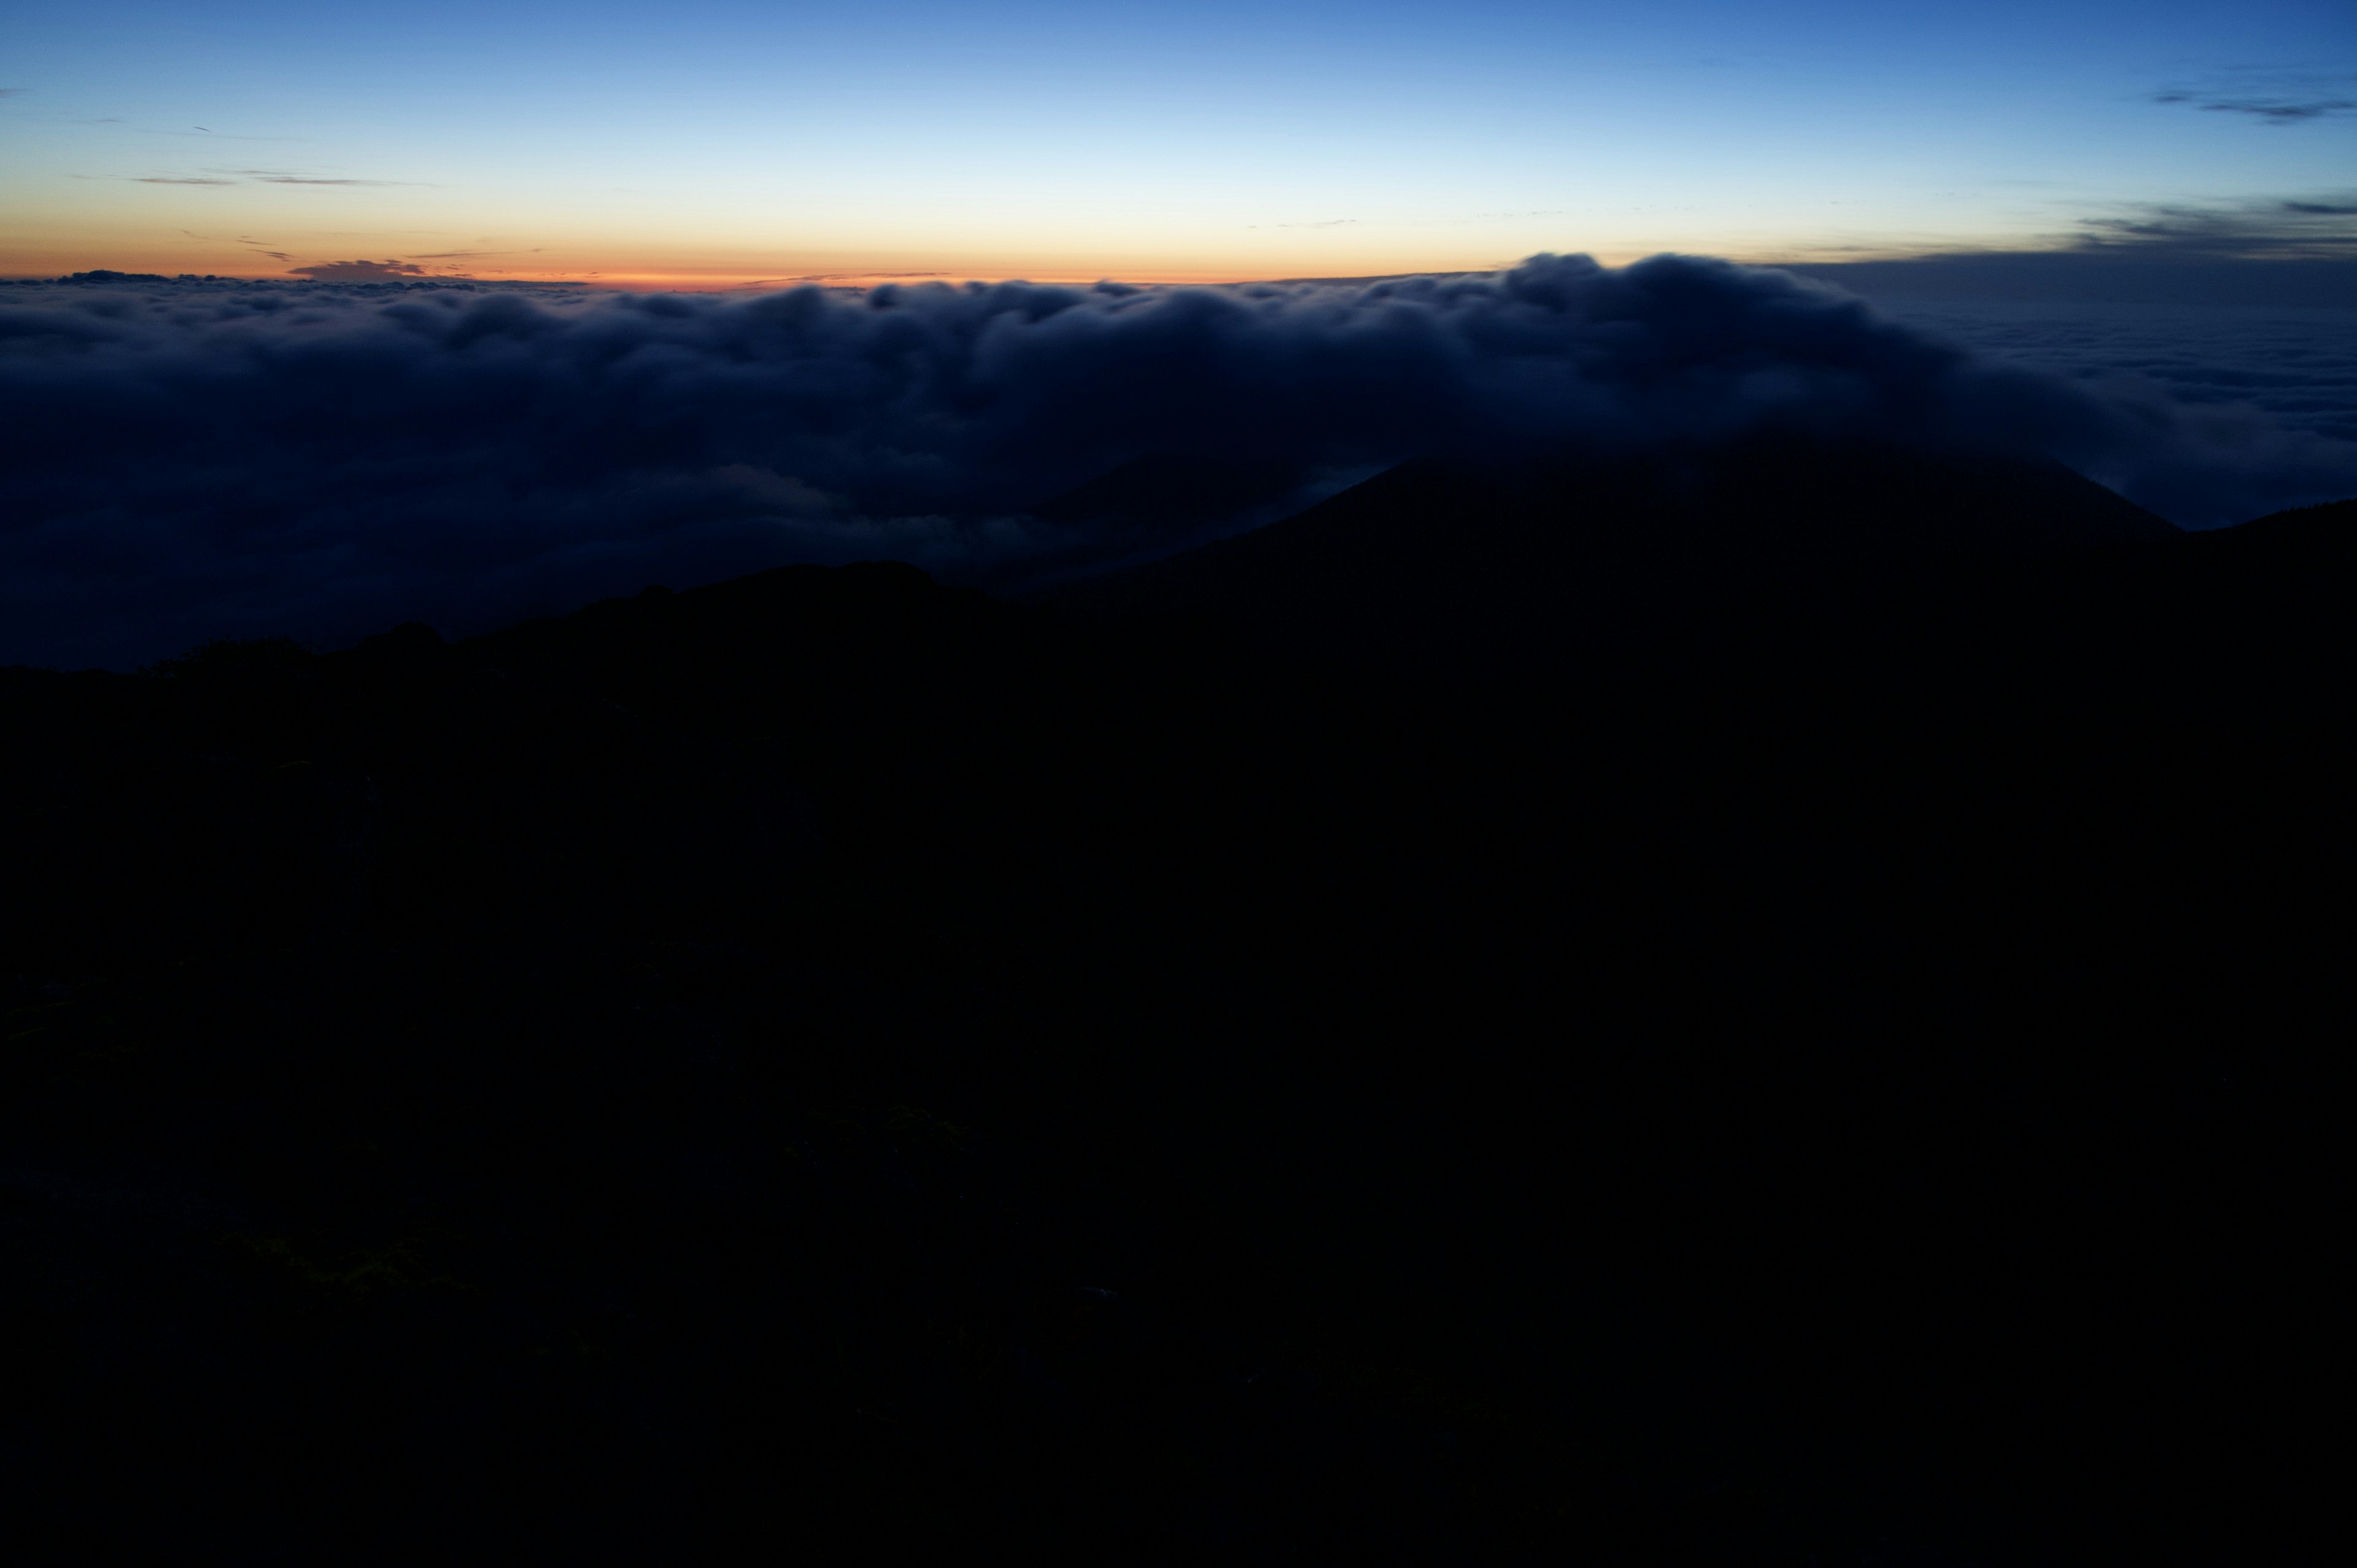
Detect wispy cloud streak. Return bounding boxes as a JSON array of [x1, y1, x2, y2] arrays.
[[2153, 74, 2357, 124]]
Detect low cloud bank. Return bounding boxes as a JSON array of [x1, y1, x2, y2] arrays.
[[1865, 298, 2357, 447], [3, 253, 2353, 668], [1784, 191, 2357, 306], [288, 260, 433, 282]]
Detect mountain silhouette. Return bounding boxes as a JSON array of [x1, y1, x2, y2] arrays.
[[1043, 437, 2175, 658], [964, 450, 1334, 596], [2, 488, 2345, 1566], [1028, 450, 1312, 534]]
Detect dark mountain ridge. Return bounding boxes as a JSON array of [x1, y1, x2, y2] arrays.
[[2, 490, 2345, 1564], [1043, 438, 2175, 660], [1027, 451, 1314, 535]]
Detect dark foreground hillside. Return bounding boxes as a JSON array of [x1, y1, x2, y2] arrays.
[[3, 496, 2350, 1564]]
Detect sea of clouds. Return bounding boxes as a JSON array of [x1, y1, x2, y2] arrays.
[[4, 253, 2354, 669], [1876, 296, 2357, 446]]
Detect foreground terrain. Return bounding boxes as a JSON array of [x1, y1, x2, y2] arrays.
[[4, 486, 2348, 1563]]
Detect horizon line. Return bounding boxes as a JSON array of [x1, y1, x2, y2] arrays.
[[12, 246, 2357, 296]]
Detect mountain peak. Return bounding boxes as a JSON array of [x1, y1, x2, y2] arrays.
[[1042, 438, 2175, 660]]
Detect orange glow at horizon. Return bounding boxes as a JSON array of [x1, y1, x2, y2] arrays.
[[4, 243, 1923, 292], [1, 215, 1898, 292], [0, 222, 1552, 290], [0, 179, 2032, 295]]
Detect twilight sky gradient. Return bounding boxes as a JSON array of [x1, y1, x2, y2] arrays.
[[5, 0, 2354, 286]]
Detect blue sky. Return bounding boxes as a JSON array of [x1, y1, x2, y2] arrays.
[[4, 0, 2352, 283]]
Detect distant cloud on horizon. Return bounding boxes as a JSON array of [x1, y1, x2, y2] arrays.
[[1776, 190, 2357, 310], [2070, 192, 2357, 260], [287, 258, 430, 280], [746, 271, 947, 285]]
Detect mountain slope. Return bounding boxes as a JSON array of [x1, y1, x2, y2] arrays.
[[1045, 438, 2175, 658], [3, 495, 2345, 1567]]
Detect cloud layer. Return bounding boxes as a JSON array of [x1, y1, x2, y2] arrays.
[[3, 253, 2354, 668], [1871, 298, 2357, 448]]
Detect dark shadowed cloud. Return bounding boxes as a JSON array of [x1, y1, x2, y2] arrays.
[[2, 254, 2352, 669], [134, 176, 237, 187], [286, 259, 429, 280], [2074, 193, 2357, 258]]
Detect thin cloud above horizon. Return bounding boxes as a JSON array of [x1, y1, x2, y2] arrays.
[[2154, 72, 2357, 123], [219, 168, 420, 187], [2070, 191, 2357, 258], [74, 167, 420, 191], [286, 258, 432, 280]]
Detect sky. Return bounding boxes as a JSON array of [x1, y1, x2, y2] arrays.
[[4, 1, 2354, 286]]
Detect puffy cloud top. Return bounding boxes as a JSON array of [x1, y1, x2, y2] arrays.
[[2, 254, 2352, 668]]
